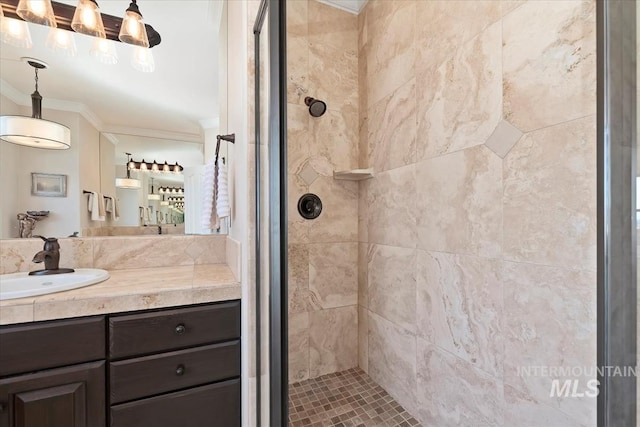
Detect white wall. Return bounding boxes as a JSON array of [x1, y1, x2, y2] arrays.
[[0, 94, 105, 238], [0, 95, 22, 238]]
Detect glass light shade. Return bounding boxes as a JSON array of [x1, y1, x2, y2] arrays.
[[115, 177, 141, 189], [151, 161, 159, 172], [147, 194, 161, 201], [119, 8, 148, 47], [0, 116, 70, 149], [139, 160, 147, 170], [71, 0, 105, 38], [90, 37, 117, 64], [1, 17, 33, 49], [16, 0, 57, 27], [162, 162, 170, 173], [131, 46, 154, 72], [46, 28, 77, 56]]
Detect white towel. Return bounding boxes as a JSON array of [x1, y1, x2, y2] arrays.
[[201, 159, 219, 230], [216, 161, 230, 219], [105, 196, 120, 221], [88, 192, 106, 221]]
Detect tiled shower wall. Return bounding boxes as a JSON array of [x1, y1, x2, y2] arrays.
[[287, 1, 360, 383], [357, 1, 597, 427]]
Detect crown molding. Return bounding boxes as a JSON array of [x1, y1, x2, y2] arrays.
[[1, 79, 204, 143], [100, 125, 203, 144]]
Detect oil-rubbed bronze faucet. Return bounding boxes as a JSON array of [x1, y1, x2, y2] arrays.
[[29, 236, 75, 276]]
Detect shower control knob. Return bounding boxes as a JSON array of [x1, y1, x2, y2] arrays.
[[298, 194, 322, 220]]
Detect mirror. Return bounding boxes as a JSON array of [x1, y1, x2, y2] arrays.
[[0, 0, 228, 239]]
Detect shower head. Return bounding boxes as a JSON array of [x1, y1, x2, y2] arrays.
[[305, 97, 327, 117]]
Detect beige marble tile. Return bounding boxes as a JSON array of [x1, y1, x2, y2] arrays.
[[485, 119, 523, 158], [288, 104, 311, 175], [367, 165, 416, 249], [308, 177, 358, 243], [357, 242, 368, 308], [364, 0, 415, 107], [287, 0, 308, 37], [288, 243, 310, 314], [501, 0, 526, 17], [192, 264, 238, 287], [225, 237, 241, 282], [0, 238, 93, 274], [368, 244, 417, 333], [288, 174, 310, 245], [187, 235, 227, 264], [367, 79, 416, 173], [308, 0, 357, 54], [503, 0, 596, 132], [309, 109, 358, 175], [309, 42, 358, 116], [289, 311, 310, 383], [416, 145, 502, 258], [358, 306, 368, 373], [191, 285, 242, 304], [368, 311, 417, 416], [503, 261, 596, 425], [357, 179, 369, 243], [309, 306, 358, 378], [308, 242, 357, 310], [503, 116, 596, 271], [504, 383, 588, 427], [287, 33, 309, 105], [93, 236, 194, 270], [33, 291, 193, 321], [416, 21, 502, 160], [0, 302, 34, 325], [416, 338, 504, 427], [415, 0, 501, 77], [416, 251, 503, 378]]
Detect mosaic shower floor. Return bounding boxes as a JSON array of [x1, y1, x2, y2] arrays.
[[288, 368, 421, 427]]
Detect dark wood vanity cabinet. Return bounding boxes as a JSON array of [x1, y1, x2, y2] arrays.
[[0, 300, 241, 427], [0, 317, 107, 427]]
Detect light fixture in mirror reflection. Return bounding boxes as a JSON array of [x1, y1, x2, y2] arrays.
[[0, 1, 225, 239]]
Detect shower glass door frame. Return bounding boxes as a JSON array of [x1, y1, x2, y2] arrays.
[[597, 0, 637, 425], [253, 0, 288, 426]]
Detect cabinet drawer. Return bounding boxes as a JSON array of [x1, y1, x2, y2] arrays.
[[110, 378, 240, 427], [110, 340, 240, 404], [109, 301, 240, 359], [0, 316, 105, 377]]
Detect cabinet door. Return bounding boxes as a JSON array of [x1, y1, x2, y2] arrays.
[[0, 361, 105, 427]]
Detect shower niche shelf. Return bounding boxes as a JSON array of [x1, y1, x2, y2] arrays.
[[333, 168, 374, 181]]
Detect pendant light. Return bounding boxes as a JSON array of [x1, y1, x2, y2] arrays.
[[1, 17, 33, 48], [90, 38, 118, 65], [115, 153, 141, 189], [71, 0, 105, 39], [16, 0, 57, 27], [46, 27, 77, 57], [147, 178, 160, 200], [0, 58, 71, 150], [131, 46, 154, 73], [118, 0, 149, 48]]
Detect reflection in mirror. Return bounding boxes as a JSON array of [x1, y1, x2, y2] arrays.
[[0, 0, 228, 239]]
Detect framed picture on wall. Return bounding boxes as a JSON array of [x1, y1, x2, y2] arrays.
[[31, 173, 67, 197]]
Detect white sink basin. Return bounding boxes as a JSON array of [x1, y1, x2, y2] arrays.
[[0, 269, 110, 300]]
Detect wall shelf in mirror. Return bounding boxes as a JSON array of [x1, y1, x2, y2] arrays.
[[333, 168, 374, 181]]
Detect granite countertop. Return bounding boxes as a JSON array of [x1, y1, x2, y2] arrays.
[[0, 264, 240, 325]]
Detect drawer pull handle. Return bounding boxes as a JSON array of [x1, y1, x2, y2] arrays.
[[175, 324, 186, 335], [176, 365, 186, 376]]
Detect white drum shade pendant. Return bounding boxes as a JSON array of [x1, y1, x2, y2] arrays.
[[0, 58, 71, 150]]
